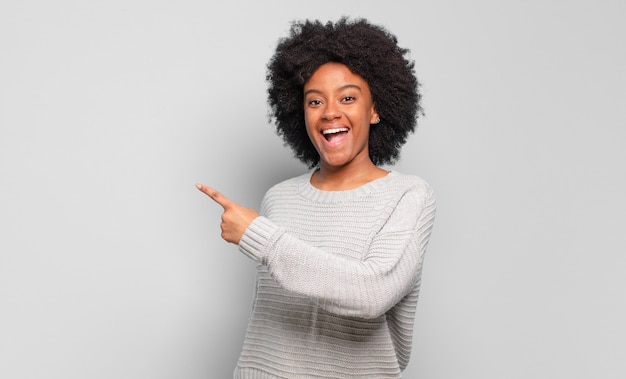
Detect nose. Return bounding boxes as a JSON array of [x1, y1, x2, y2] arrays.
[[322, 102, 341, 121]]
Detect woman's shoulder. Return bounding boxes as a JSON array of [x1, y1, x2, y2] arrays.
[[261, 170, 434, 205], [381, 172, 436, 224], [384, 171, 434, 196]]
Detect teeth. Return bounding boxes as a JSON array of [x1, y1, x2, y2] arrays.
[[322, 128, 349, 135]]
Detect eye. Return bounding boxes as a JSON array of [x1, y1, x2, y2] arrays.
[[307, 99, 322, 107], [341, 96, 356, 103]]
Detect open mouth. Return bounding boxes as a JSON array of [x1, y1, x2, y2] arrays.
[[322, 127, 349, 142]]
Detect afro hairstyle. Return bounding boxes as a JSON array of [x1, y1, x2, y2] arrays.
[[266, 17, 422, 168]]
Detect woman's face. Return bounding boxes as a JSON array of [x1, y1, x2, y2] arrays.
[[303, 62, 379, 171]]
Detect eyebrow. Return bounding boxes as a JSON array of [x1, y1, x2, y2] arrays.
[[304, 84, 362, 97]]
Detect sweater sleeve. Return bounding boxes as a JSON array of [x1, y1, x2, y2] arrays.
[[238, 183, 436, 319]]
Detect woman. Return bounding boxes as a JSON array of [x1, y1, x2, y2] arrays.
[[197, 17, 436, 378]]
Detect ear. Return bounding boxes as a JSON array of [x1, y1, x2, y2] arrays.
[[370, 107, 380, 124]]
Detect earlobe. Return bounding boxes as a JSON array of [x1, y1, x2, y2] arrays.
[[370, 107, 380, 124]]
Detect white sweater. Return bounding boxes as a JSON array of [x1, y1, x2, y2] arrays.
[[234, 171, 436, 378]]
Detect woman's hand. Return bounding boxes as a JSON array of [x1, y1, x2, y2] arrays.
[[196, 183, 260, 244]]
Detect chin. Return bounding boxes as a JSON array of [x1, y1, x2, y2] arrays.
[[321, 158, 353, 169]]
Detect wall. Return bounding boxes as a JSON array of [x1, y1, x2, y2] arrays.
[[1, 1, 624, 378]]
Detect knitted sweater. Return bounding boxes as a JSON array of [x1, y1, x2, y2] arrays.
[[234, 171, 436, 378]]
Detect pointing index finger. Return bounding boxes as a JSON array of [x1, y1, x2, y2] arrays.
[[196, 183, 233, 209]]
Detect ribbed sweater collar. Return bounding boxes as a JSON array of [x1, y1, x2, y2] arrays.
[[296, 170, 398, 203]]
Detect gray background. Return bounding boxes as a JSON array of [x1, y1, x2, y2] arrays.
[[1, 1, 625, 378]]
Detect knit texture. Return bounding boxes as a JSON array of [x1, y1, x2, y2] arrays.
[[234, 171, 436, 378]]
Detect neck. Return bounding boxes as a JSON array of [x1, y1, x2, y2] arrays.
[[312, 160, 388, 191]]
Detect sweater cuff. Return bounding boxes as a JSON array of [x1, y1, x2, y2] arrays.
[[238, 216, 280, 263]]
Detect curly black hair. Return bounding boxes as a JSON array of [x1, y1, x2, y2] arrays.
[[266, 17, 422, 168]]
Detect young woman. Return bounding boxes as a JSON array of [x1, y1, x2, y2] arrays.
[[197, 17, 436, 378]]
